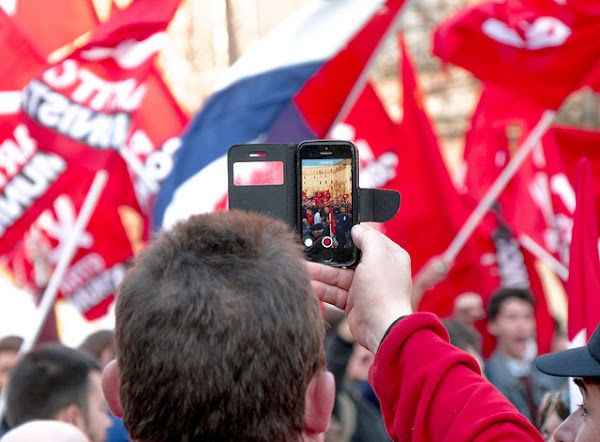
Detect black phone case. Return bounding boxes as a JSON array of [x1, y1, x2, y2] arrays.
[[227, 142, 400, 228]]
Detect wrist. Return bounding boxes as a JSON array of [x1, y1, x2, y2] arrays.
[[366, 307, 412, 354]]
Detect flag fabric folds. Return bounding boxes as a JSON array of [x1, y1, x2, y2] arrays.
[[566, 158, 600, 342], [389, 39, 500, 319], [0, 0, 185, 318], [153, 0, 407, 229], [433, 0, 600, 110]]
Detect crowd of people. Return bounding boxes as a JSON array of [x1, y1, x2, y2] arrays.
[[0, 210, 598, 441], [302, 203, 354, 253]]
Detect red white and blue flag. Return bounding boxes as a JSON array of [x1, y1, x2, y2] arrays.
[[153, 0, 408, 229]]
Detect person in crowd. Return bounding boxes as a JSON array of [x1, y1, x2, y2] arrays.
[[334, 206, 352, 249], [0, 420, 90, 442], [309, 222, 600, 441], [79, 330, 129, 442], [326, 319, 389, 442], [101, 210, 335, 441], [451, 291, 486, 327], [78, 330, 115, 371], [535, 322, 600, 441], [308, 223, 543, 440], [442, 318, 485, 373], [537, 390, 570, 441], [0, 336, 22, 394], [5, 343, 111, 442], [0, 336, 24, 437], [484, 287, 566, 424]]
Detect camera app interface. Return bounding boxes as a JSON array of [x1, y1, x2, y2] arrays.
[[301, 157, 354, 263]]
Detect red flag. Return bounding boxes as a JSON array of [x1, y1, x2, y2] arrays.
[[433, 0, 600, 109], [0, 8, 46, 90], [462, 86, 575, 266], [549, 126, 600, 231], [294, 0, 408, 137], [341, 39, 501, 319], [566, 158, 600, 341], [0, 0, 183, 317], [3, 0, 99, 59]]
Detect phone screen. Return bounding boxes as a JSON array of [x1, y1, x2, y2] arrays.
[[298, 141, 358, 267]]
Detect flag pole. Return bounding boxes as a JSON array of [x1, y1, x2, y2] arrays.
[[518, 233, 569, 281], [441, 110, 556, 264], [0, 169, 109, 420], [325, 1, 408, 137]]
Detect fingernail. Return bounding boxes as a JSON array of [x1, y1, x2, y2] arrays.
[[352, 224, 363, 233]]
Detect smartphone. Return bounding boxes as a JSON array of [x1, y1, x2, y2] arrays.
[[297, 140, 358, 267]]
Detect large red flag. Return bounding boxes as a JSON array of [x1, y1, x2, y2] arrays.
[[0, 0, 183, 317], [433, 0, 600, 110], [567, 158, 600, 342], [376, 39, 501, 318], [462, 85, 575, 266]]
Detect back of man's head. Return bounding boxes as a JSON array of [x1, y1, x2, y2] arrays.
[[5, 343, 100, 429], [113, 210, 326, 441], [487, 287, 535, 322]]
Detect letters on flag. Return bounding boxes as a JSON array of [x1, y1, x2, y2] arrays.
[[153, 0, 408, 229], [433, 0, 600, 109], [0, 0, 185, 318]]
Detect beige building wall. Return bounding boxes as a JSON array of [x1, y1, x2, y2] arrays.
[[302, 160, 352, 200]]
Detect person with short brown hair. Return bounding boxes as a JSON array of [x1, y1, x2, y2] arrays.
[[102, 210, 334, 441], [0, 336, 22, 394]]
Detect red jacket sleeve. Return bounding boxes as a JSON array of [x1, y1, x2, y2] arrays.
[[369, 312, 544, 441]]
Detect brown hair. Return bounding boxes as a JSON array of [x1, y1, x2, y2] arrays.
[[115, 210, 325, 441], [6, 344, 99, 428], [0, 336, 23, 354]]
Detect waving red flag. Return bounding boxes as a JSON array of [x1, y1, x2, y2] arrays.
[[433, 0, 600, 110], [462, 85, 576, 266], [0, 0, 183, 318], [567, 158, 600, 342]]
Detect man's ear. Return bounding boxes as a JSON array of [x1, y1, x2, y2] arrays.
[[102, 360, 123, 418], [303, 370, 335, 436], [54, 403, 83, 426]]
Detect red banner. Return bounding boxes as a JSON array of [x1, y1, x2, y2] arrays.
[[433, 0, 600, 109], [0, 0, 184, 317]]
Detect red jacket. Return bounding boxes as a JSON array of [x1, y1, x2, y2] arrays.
[[369, 313, 544, 441]]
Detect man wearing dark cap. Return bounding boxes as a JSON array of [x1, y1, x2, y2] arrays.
[[535, 324, 600, 441]]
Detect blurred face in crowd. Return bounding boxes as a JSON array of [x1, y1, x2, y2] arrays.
[[488, 297, 535, 360], [78, 372, 111, 442], [0, 349, 19, 392], [553, 378, 600, 442], [345, 345, 374, 382], [541, 410, 564, 441]]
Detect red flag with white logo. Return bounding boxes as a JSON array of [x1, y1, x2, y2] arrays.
[[0, 0, 183, 317], [433, 0, 600, 110]]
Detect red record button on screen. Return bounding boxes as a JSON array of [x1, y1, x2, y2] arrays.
[[322, 236, 333, 248]]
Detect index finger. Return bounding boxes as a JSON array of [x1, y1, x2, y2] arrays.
[[305, 261, 354, 291]]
